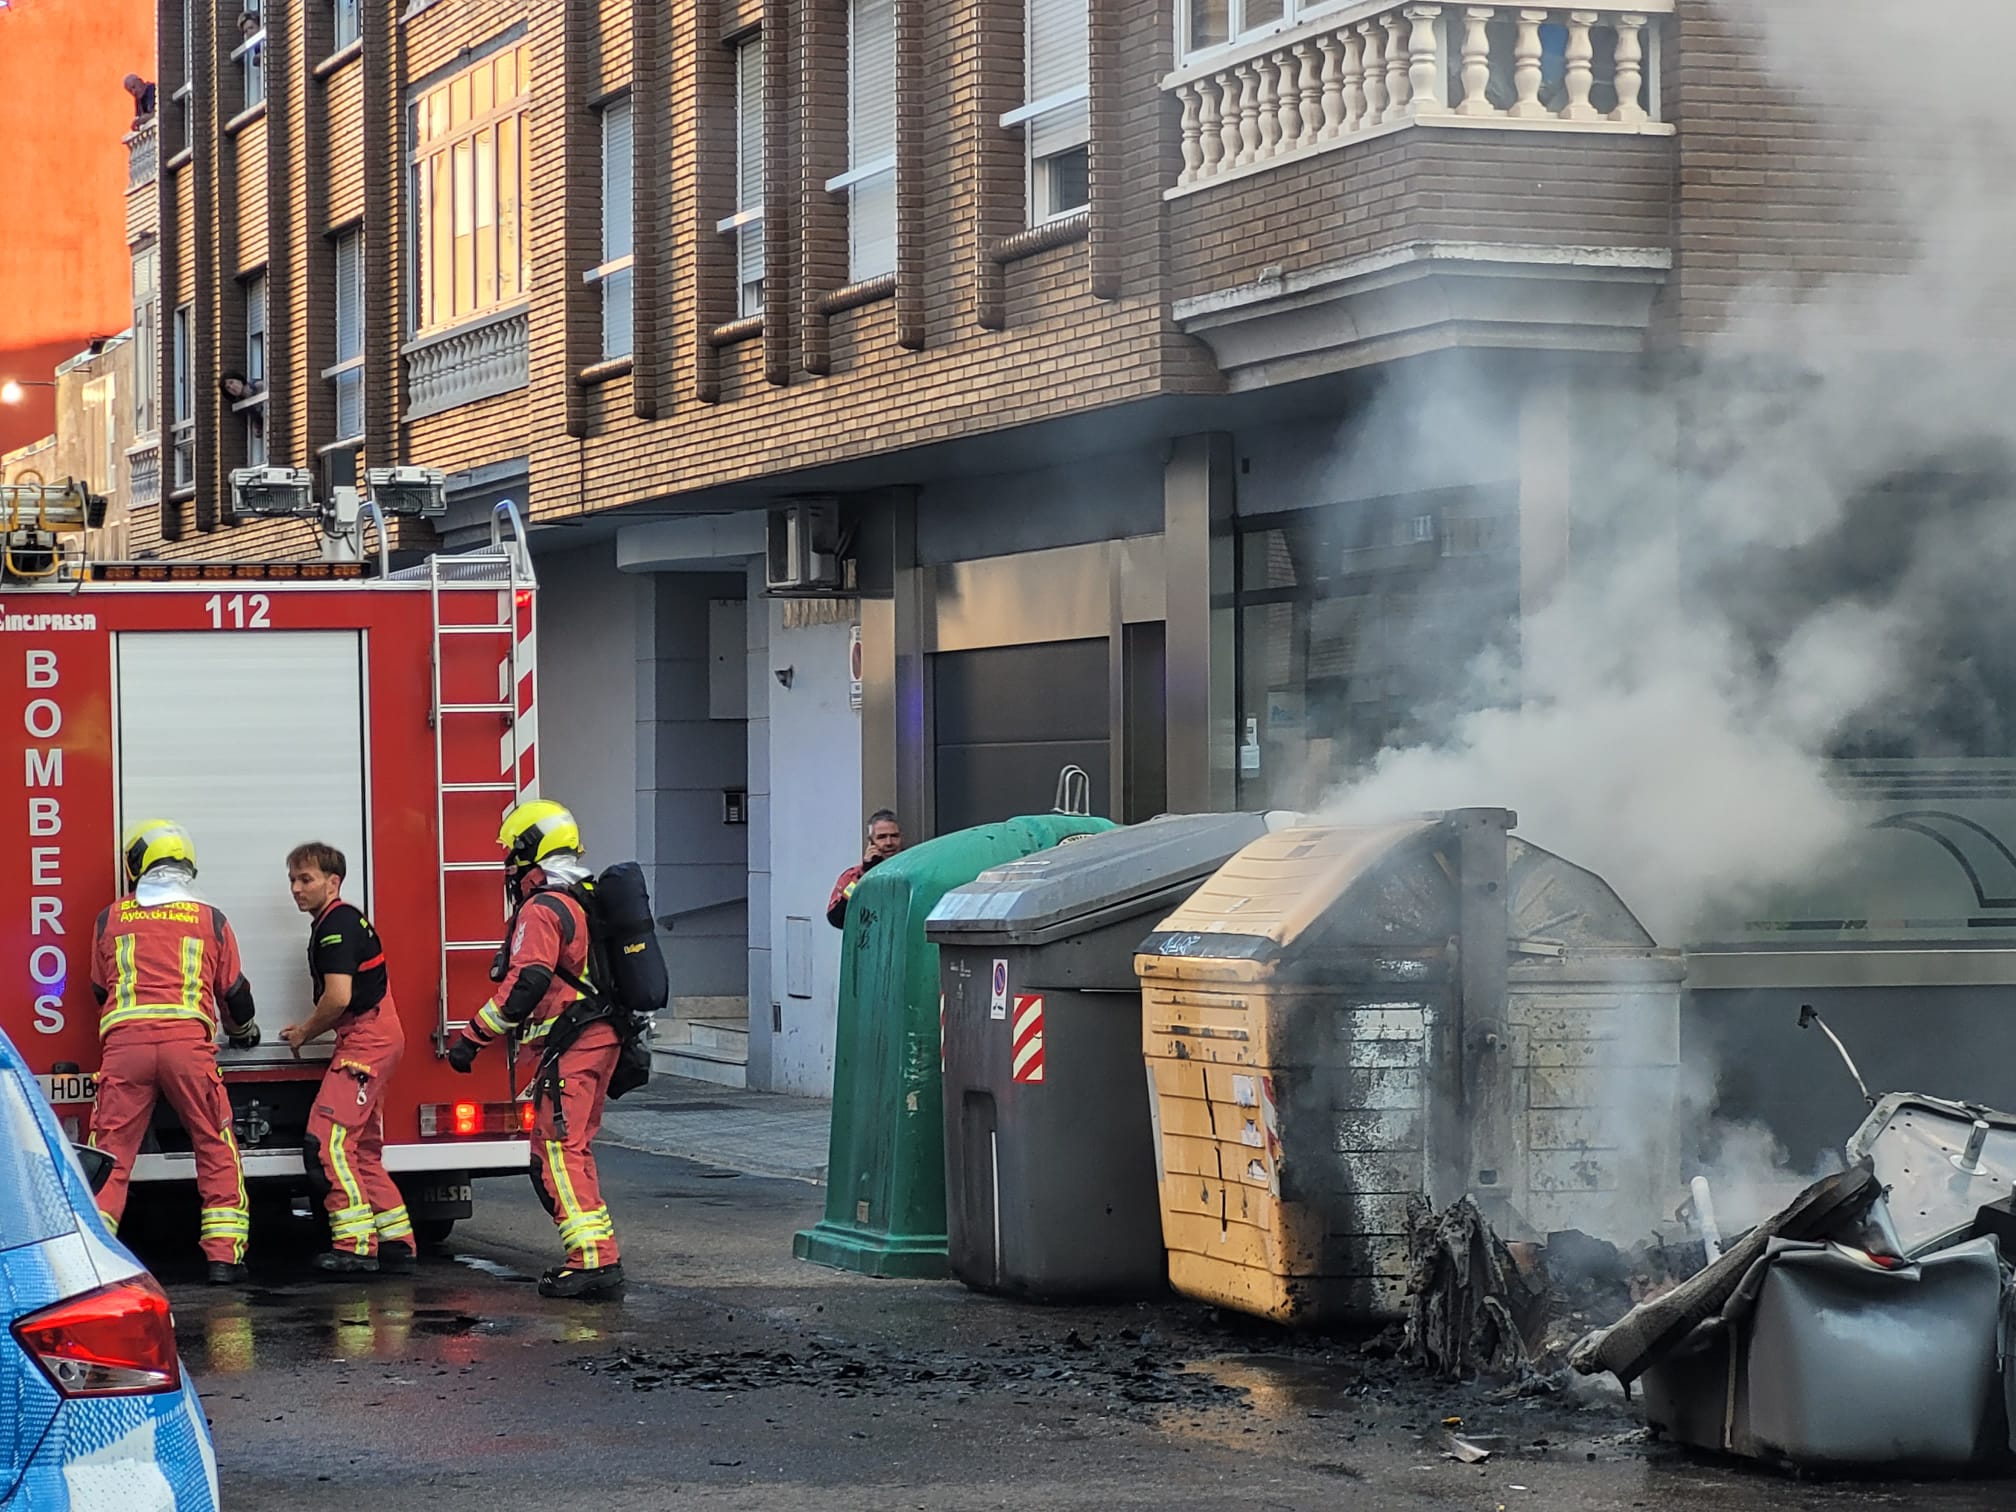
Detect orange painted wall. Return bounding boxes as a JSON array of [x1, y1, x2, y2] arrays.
[[0, 0, 156, 454]]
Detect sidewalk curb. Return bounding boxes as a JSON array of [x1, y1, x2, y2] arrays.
[[599, 1127, 829, 1187]]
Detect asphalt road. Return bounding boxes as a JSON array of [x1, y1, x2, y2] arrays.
[[132, 1144, 2012, 1510]]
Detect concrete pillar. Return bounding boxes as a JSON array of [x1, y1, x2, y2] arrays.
[[856, 489, 929, 837], [1164, 433, 1238, 813]]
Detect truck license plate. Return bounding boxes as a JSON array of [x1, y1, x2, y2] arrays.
[[38, 1072, 97, 1105]]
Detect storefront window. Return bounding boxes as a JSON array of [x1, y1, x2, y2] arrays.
[[1695, 454, 2016, 951], [1233, 487, 1520, 813]]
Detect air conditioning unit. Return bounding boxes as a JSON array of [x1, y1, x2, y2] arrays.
[[765, 497, 843, 593]]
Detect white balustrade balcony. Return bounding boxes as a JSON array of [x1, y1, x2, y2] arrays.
[[127, 441, 162, 509], [1167, 2, 1671, 194], [126, 121, 159, 189], [403, 304, 531, 421]]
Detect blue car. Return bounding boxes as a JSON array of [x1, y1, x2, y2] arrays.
[[0, 1025, 218, 1511]]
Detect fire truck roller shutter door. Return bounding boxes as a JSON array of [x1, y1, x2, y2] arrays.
[[113, 631, 371, 1071]]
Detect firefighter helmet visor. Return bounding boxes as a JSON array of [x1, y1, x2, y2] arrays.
[[122, 819, 197, 883]]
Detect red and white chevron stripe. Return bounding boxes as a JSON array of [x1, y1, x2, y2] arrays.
[[1011, 994, 1045, 1085], [499, 587, 538, 802]]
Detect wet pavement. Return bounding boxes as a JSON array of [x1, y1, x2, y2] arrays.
[[132, 1144, 2014, 1510]]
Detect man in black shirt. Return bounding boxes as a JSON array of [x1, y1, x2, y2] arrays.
[[283, 841, 416, 1275]]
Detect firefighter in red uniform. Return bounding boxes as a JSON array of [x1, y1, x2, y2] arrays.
[[447, 800, 624, 1298], [281, 841, 417, 1275], [88, 819, 258, 1284]]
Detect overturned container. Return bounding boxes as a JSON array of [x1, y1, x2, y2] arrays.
[[927, 812, 1291, 1300], [1134, 808, 1684, 1326]]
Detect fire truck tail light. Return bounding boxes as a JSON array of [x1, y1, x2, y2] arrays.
[[418, 1101, 533, 1139]]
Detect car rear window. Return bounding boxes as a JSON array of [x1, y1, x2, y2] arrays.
[[0, 1070, 79, 1252]]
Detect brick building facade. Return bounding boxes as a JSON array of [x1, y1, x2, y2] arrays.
[[120, 0, 1994, 1097]]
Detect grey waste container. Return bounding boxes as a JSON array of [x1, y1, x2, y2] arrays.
[[925, 811, 1288, 1300]]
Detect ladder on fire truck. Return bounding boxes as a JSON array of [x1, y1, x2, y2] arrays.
[[422, 500, 539, 1052]]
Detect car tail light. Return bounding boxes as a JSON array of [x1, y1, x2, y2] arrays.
[[12, 1276, 181, 1397], [419, 1099, 535, 1138]]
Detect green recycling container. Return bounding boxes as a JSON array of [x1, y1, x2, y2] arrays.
[[794, 814, 1116, 1277]]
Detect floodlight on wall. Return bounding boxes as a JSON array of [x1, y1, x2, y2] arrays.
[[365, 465, 449, 519], [229, 465, 316, 518]]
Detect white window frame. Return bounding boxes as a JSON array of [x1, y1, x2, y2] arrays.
[[407, 40, 533, 338], [1006, 0, 1090, 225], [239, 272, 269, 469], [326, 227, 366, 444], [174, 0, 194, 154], [1175, 0, 1312, 67], [825, 0, 897, 284], [585, 96, 635, 361], [242, 406, 268, 468], [171, 303, 195, 491], [244, 271, 267, 392], [233, 3, 266, 113], [332, 0, 361, 52], [715, 33, 766, 320], [132, 247, 159, 435]]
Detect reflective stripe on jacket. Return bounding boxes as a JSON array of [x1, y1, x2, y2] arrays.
[[91, 897, 245, 1039]]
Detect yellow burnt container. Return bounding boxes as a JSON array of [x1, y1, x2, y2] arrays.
[[1135, 809, 1682, 1327]]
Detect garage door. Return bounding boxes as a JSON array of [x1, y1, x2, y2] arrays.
[[933, 638, 1108, 833], [114, 632, 370, 1066]]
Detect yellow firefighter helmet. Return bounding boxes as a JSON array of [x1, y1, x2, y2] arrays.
[[122, 818, 197, 884], [498, 799, 582, 870]]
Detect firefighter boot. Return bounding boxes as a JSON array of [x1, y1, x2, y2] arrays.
[[314, 1249, 381, 1274], [207, 1262, 249, 1286], [538, 1263, 625, 1299], [377, 1241, 417, 1276]]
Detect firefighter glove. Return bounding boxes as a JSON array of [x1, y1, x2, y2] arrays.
[[447, 1037, 480, 1074], [226, 1021, 261, 1051]]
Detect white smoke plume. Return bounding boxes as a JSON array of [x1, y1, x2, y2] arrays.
[[1321, 0, 2016, 944]]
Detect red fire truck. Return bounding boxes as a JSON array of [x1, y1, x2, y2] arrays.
[[0, 477, 542, 1246]]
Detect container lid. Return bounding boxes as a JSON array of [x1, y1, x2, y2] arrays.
[[1135, 811, 1674, 969], [1844, 1092, 2016, 1259], [924, 812, 1291, 945]]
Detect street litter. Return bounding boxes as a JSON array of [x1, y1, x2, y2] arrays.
[[1445, 1435, 1493, 1464]]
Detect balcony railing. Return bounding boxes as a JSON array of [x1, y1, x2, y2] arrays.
[[1168, 2, 1670, 193], [127, 440, 162, 509], [126, 120, 159, 188], [403, 304, 530, 420]]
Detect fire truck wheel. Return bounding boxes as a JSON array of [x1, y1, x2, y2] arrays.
[[414, 1217, 456, 1250]]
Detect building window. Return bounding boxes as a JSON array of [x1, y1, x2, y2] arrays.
[[171, 303, 194, 491], [234, 2, 265, 113], [332, 0, 360, 53], [240, 272, 268, 466], [716, 34, 765, 319], [1006, 0, 1089, 224], [588, 97, 634, 360], [172, 0, 194, 154], [409, 41, 533, 336], [244, 273, 267, 392], [1233, 491, 1519, 812], [1180, 0, 1291, 60], [132, 247, 159, 434], [828, 0, 896, 283], [328, 228, 365, 442]]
